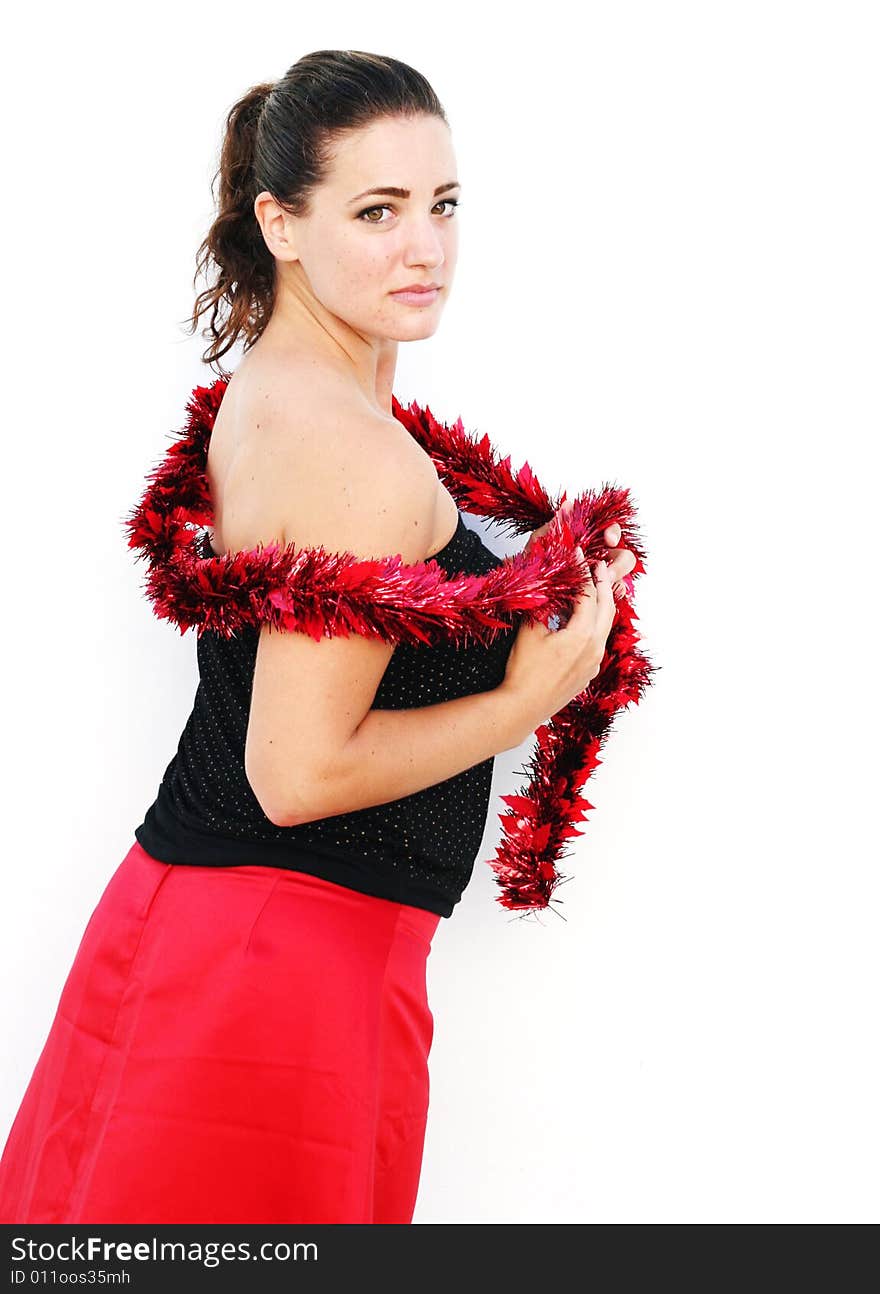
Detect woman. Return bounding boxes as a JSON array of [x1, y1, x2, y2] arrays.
[[0, 49, 634, 1224]]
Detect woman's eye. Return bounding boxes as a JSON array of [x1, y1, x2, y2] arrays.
[[358, 205, 392, 223], [357, 198, 460, 224]]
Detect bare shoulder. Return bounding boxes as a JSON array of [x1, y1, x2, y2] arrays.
[[211, 358, 444, 564]]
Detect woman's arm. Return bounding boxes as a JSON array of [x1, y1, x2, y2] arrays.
[[270, 680, 532, 827]]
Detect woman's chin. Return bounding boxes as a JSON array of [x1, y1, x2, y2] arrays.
[[382, 313, 444, 343]]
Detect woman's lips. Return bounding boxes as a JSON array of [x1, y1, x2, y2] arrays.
[[390, 287, 440, 306]]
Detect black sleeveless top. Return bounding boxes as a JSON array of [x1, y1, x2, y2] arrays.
[[134, 514, 518, 917]]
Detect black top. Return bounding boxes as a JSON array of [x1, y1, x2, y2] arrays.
[[134, 514, 518, 917]]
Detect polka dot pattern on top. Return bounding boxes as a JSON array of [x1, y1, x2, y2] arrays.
[[134, 514, 518, 918]]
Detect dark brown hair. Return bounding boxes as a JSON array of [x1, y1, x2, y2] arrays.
[[184, 50, 448, 372]]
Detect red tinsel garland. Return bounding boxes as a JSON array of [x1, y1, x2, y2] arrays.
[[124, 375, 657, 918]]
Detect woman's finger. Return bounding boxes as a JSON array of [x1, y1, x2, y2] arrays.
[[604, 546, 638, 582], [578, 547, 597, 595]]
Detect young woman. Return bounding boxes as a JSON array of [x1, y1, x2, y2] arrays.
[[0, 49, 635, 1224]]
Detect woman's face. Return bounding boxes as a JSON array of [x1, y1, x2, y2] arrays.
[[274, 113, 459, 342]]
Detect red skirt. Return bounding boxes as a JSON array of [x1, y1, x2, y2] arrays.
[[0, 840, 441, 1224]]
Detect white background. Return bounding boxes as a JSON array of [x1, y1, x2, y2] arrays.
[[0, 1, 876, 1223]]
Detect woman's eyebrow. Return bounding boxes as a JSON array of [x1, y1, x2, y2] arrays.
[[347, 180, 461, 204]]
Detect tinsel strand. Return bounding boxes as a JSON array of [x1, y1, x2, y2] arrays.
[[123, 375, 658, 916]]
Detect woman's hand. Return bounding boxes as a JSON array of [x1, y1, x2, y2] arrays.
[[501, 550, 616, 730], [525, 499, 638, 599]]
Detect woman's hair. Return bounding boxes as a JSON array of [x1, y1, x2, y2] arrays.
[[184, 50, 448, 371]]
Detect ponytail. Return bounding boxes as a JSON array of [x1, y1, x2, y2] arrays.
[[184, 82, 276, 369]]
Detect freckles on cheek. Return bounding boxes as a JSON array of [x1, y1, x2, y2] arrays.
[[357, 260, 395, 299], [346, 269, 379, 300], [340, 241, 388, 290], [330, 229, 396, 301]]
